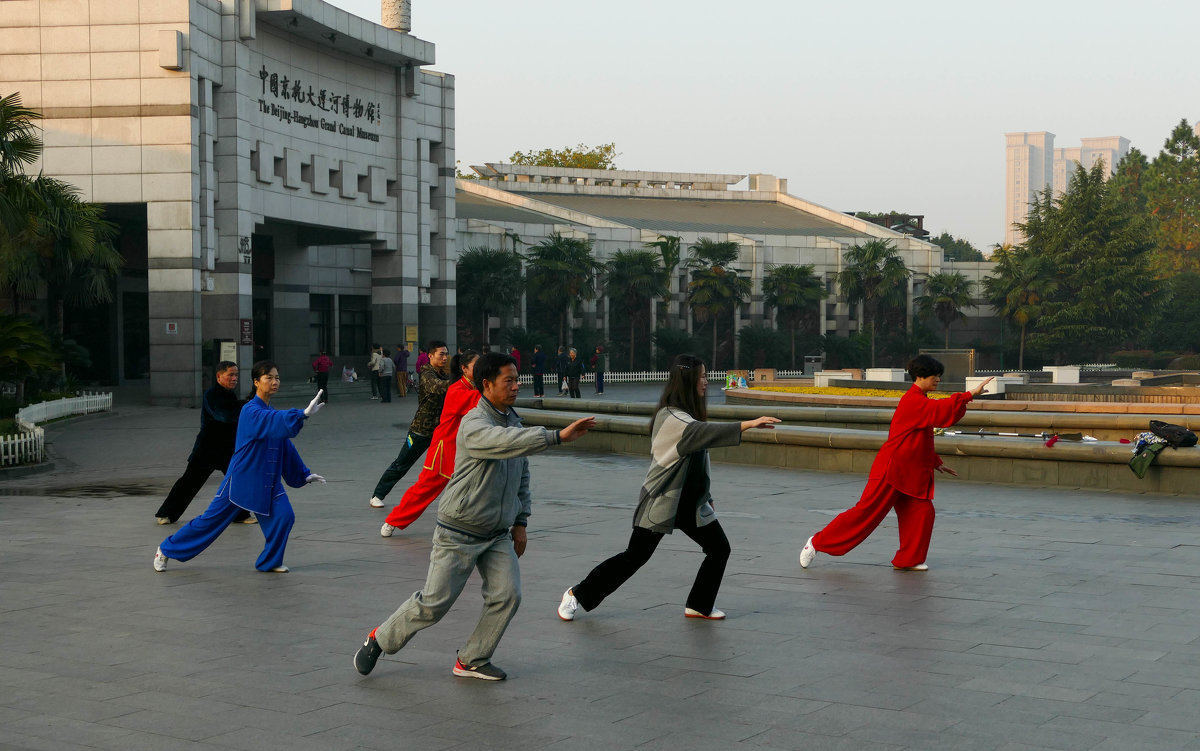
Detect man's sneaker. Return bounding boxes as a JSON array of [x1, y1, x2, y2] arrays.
[[369, 496, 385, 508], [558, 588, 579, 621], [353, 629, 382, 675], [452, 658, 506, 681], [153, 547, 168, 572], [155, 516, 171, 525], [380, 522, 396, 538], [240, 514, 258, 524], [684, 607, 726, 620], [799, 536, 816, 569], [893, 563, 929, 572]]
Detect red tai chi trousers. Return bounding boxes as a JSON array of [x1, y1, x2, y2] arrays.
[[384, 468, 449, 530], [812, 477, 935, 568]]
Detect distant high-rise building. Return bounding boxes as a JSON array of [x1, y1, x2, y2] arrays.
[[1005, 132, 1129, 246]]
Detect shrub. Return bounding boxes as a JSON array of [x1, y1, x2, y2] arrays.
[[1112, 350, 1153, 368]]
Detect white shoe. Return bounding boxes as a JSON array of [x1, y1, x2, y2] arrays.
[[155, 517, 170, 525], [380, 522, 395, 538], [684, 607, 726, 620], [558, 588, 579, 621], [893, 563, 929, 572], [266, 565, 289, 573], [153, 547, 168, 572], [799, 536, 816, 568], [369, 496, 385, 508]]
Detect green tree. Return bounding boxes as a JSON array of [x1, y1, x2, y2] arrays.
[[651, 327, 701, 369], [524, 233, 602, 345], [686, 239, 750, 370], [836, 239, 910, 367], [1146, 119, 1200, 273], [1110, 147, 1150, 215], [509, 142, 619, 170], [603, 249, 667, 369], [1021, 161, 1159, 362], [981, 244, 1055, 370], [762, 264, 826, 368], [455, 246, 524, 349], [915, 272, 975, 349], [1147, 272, 1200, 353], [0, 92, 42, 236], [0, 313, 56, 405], [928, 231, 985, 261]]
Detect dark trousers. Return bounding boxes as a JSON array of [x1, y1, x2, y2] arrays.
[[572, 514, 730, 616], [315, 372, 329, 402], [155, 452, 248, 524], [567, 377, 581, 398], [380, 374, 392, 402], [370, 372, 380, 397], [372, 431, 432, 500], [595, 372, 605, 394], [532, 373, 544, 396]]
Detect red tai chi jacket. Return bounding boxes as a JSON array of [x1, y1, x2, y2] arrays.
[[422, 377, 483, 479], [867, 385, 974, 500]]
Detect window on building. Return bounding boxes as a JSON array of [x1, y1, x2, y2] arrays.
[[339, 295, 370, 357], [309, 294, 332, 355]]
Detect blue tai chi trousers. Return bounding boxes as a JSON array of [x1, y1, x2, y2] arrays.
[[160, 494, 296, 571]]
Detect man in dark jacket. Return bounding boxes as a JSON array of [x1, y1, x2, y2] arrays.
[[556, 345, 569, 395], [530, 344, 546, 397], [155, 362, 250, 524], [369, 341, 450, 507]]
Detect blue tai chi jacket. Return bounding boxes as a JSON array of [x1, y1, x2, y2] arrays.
[[218, 395, 311, 516]]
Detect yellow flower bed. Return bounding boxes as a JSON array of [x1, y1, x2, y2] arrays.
[[747, 386, 951, 399]]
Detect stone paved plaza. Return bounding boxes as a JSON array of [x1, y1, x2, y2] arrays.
[[5, 384, 1200, 750]]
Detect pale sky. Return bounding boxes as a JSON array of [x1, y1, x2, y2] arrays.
[[329, 0, 1200, 250]]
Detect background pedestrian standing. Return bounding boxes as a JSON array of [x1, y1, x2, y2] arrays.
[[311, 351, 332, 403], [378, 349, 395, 403], [565, 347, 583, 399], [531, 344, 546, 397], [368, 344, 383, 399], [591, 345, 607, 396], [394, 344, 409, 398]]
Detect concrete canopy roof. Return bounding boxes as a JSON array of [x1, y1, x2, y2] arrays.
[[455, 190, 571, 225]]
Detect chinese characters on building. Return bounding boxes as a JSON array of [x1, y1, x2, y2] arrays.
[[257, 63, 383, 142]]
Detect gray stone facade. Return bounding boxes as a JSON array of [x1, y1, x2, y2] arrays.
[[0, 0, 455, 405]]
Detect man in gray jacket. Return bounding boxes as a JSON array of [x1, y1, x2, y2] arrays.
[[354, 352, 595, 681]]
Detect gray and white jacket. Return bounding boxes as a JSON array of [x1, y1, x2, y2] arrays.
[[436, 398, 560, 538], [631, 407, 742, 533]]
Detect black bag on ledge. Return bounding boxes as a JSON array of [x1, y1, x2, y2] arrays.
[[1149, 420, 1198, 449]]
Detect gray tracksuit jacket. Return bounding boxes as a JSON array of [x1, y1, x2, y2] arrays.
[[436, 398, 561, 538]]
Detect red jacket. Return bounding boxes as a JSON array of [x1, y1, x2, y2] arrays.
[[422, 377, 483, 478], [868, 385, 973, 500]]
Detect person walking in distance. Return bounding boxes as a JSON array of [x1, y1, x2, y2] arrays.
[[368, 343, 383, 399], [353, 352, 596, 681], [380, 350, 480, 537], [311, 351, 332, 403], [154, 361, 251, 525], [591, 345, 608, 396], [564, 347, 584, 399], [394, 344, 409, 398], [531, 344, 546, 397], [556, 345, 569, 395], [378, 348, 394, 403], [557, 354, 779, 622], [368, 341, 450, 508], [153, 362, 327, 573], [798, 356, 992, 572]]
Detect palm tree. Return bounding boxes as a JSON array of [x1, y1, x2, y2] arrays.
[[915, 272, 976, 349], [686, 239, 750, 370], [0, 92, 43, 237], [836, 239, 910, 367], [982, 244, 1055, 370], [524, 233, 603, 345], [763, 264, 826, 368], [603, 249, 667, 369], [455, 246, 524, 349], [0, 313, 55, 405]]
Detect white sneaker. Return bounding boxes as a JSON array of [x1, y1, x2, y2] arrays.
[[684, 607, 726, 620], [266, 565, 289, 573], [558, 588, 579, 621], [799, 536, 816, 569], [153, 547, 168, 572], [893, 563, 929, 572], [380, 522, 395, 538], [369, 496, 385, 508]]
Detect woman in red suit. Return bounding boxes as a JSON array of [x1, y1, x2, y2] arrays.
[[799, 356, 992, 571], [380, 350, 481, 537]]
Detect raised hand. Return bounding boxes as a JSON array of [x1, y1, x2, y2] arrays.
[[740, 416, 782, 431], [560, 416, 597, 443], [304, 390, 325, 417]]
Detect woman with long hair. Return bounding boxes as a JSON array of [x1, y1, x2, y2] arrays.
[[153, 361, 326, 573], [557, 354, 780, 621], [380, 349, 482, 537]]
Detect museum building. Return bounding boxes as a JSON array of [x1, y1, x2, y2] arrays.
[[0, 0, 455, 405]]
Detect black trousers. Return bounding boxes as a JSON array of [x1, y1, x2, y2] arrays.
[[532, 373, 544, 396], [315, 371, 329, 402], [568, 377, 581, 398], [379, 374, 392, 402], [371, 431, 432, 500], [572, 513, 730, 616], [155, 452, 247, 523]]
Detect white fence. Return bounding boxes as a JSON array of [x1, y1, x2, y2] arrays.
[[1, 392, 113, 467]]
